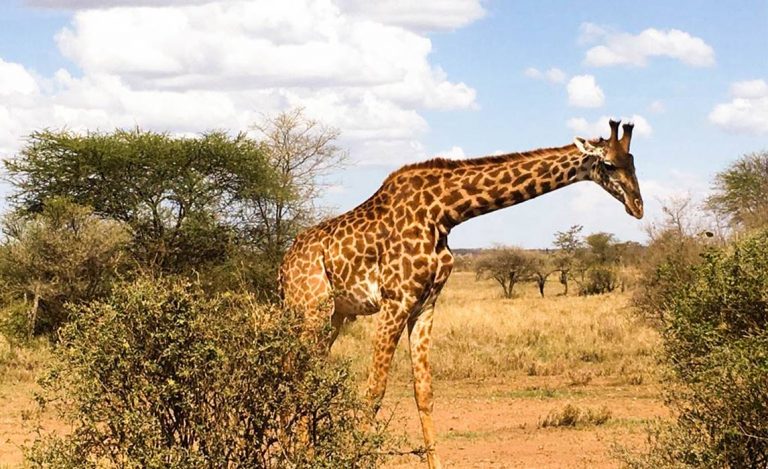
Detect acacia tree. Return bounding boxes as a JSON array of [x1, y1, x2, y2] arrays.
[[475, 247, 533, 298], [706, 151, 768, 230], [527, 252, 555, 298], [552, 225, 583, 294], [4, 129, 277, 277]]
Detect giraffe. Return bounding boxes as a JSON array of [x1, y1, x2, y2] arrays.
[[279, 120, 643, 468]]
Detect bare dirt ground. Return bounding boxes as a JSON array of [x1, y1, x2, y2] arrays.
[[0, 381, 49, 467], [0, 377, 665, 468], [382, 377, 666, 468]]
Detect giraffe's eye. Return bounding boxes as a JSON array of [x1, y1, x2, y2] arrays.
[[603, 161, 617, 172]]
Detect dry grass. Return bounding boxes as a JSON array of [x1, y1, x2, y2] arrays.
[[539, 403, 612, 428], [333, 271, 660, 386], [0, 336, 51, 384]]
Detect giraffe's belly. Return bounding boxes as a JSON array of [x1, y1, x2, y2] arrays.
[[333, 281, 381, 317]]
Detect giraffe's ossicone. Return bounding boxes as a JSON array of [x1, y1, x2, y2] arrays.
[[279, 119, 642, 469]]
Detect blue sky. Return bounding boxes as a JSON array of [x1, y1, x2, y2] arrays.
[[0, 0, 766, 248]]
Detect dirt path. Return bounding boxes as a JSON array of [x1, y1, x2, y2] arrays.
[[0, 375, 665, 468], [1, 382, 47, 467], [382, 377, 666, 469]]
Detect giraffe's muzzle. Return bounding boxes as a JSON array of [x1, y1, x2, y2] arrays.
[[626, 197, 644, 219]]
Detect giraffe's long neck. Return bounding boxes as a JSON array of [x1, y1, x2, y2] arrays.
[[437, 144, 593, 230]]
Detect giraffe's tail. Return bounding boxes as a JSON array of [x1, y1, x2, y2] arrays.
[[276, 266, 285, 302]]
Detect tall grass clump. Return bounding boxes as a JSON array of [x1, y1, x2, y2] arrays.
[[539, 404, 612, 428], [622, 229, 768, 468], [26, 277, 390, 468]]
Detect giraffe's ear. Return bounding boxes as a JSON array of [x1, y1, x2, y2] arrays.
[[573, 137, 603, 157]]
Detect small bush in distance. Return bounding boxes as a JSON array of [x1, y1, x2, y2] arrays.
[[539, 404, 611, 428], [26, 277, 390, 468]]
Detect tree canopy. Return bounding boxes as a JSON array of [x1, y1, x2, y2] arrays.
[[707, 151, 768, 230], [5, 129, 278, 273], [475, 247, 534, 298]]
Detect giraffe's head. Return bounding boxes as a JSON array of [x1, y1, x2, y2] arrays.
[[573, 119, 644, 219]]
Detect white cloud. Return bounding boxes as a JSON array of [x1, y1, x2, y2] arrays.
[[729, 79, 768, 99], [709, 79, 768, 135], [570, 183, 610, 214], [0, 58, 39, 96], [26, 0, 214, 6], [648, 99, 665, 113], [29, 0, 486, 32], [567, 115, 652, 139], [434, 145, 465, 159], [640, 171, 707, 204], [524, 66, 566, 84], [337, 0, 485, 31], [352, 138, 427, 165], [0, 0, 483, 165], [578, 22, 609, 45], [582, 24, 715, 68], [566, 75, 604, 108]]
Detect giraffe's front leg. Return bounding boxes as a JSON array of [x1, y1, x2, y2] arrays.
[[365, 299, 410, 414], [408, 304, 442, 469]]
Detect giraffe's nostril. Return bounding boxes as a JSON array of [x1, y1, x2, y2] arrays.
[[634, 198, 642, 208]]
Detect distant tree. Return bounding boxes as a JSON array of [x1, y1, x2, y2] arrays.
[[553, 225, 583, 295], [706, 151, 768, 230], [614, 241, 644, 264], [475, 247, 533, 298], [0, 199, 129, 339], [584, 232, 618, 265], [527, 252, 556, 298], [248, 108, 347, 265], [576, 232, 620, 295], [4, 129, 277, 278], [613, 241, 645, 292]]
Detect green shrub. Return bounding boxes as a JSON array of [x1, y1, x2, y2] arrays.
[[27, 278, 390, 468], [633, 228, 707, 324], [0, 198, 129, 340], [622, 229, 768, 468]]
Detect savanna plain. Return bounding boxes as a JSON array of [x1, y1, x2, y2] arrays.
[[0, 270, 665, 468], [336, 270, 665, 468]]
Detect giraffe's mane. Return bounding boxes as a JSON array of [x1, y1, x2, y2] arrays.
[[384, 143, 577, 181]]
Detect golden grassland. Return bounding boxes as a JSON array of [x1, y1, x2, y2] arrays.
[[334, 271, 659, 386], [0, 271, 666, 468], [334, 271, 666, 468]]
